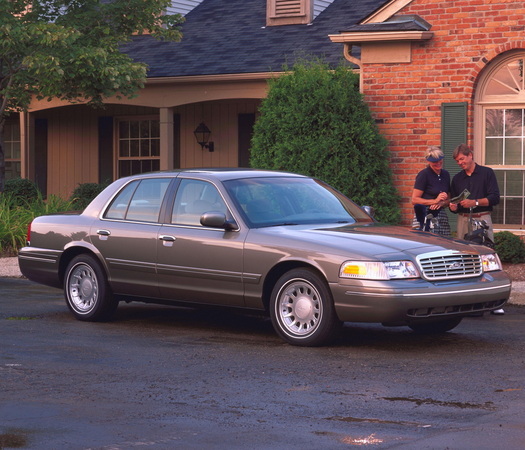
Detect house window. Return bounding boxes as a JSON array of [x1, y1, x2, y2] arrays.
[[117, 118, 160, 178], [4, 120, 21, 180], [478, 53, 525, 226]]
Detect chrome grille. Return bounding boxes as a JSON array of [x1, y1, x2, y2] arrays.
[[417, 251, 483, 280]]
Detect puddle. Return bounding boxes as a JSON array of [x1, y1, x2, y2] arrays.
[[0, 429, 28, 448], [383, 396, 495, 410], [328, 415, 426, 427], [315, 430, 390, 446]]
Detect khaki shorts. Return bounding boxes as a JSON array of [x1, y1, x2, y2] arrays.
[[456, 213, 493, 242]]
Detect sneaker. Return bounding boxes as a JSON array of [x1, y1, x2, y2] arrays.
[[491, 308, 505, 315]]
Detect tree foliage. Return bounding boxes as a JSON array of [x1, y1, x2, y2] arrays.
[[250, 59, 400, 224], [0, 0, 184, 190]]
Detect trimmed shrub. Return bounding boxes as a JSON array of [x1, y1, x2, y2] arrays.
[[3, 178, 39, 206], [70, 182, 106, 210], [494, 231, 525, 264], [250, 59, 400, 224]]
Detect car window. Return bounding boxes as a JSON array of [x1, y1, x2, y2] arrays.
[[104, 178, 170, 222], [172, 179, 228, 226]]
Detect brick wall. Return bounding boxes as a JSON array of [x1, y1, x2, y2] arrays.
[[361, 0, 525, 225]]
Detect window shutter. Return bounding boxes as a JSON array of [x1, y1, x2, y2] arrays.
[[98, 117, 113, 185], [441, 102, 467, 172], [173, 113, 181, 169], [238, 113, 255, 167], [441, 102, 468, 232]]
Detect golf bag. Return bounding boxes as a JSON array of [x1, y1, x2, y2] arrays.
[[463, 209, 494, 248], [414, 204, 440, 232]]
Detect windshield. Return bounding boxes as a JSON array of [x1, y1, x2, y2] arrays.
[[224, 176, 373, 227]]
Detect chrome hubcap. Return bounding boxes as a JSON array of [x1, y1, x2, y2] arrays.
[[68, 264, 98, 313], [277, 279, 322, 337]]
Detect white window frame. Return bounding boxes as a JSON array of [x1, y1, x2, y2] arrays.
[[475, 51, 525, 229], [4, 119, 21, 180], [115, 116, 161, 179]]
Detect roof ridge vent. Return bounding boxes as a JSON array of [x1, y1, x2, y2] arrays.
[[267, 0, 313, 26]]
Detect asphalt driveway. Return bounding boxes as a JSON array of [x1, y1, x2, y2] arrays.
[[1, 277, 525, 449]]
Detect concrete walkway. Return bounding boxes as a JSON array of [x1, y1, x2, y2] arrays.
[[2, 256, 524, 305]]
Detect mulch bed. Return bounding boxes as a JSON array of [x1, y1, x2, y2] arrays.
[[502, 263, 525, 282]]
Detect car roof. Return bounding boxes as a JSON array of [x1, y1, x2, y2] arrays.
[[131, 168, 308, 182]]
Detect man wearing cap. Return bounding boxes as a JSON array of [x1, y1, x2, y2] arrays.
[[412, 146, 451, 235], [449, 143, 503, 314]]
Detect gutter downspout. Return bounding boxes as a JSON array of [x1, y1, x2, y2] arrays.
[[343, 44, 363, 93]]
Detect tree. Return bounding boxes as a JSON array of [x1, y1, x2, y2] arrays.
[[0, 0, 184, 191], [250, 59, 400, 224]]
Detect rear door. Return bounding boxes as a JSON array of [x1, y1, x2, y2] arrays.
[[90, 177, 172, 298]]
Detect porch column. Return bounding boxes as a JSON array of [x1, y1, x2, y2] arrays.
[[159, 107, 174, 170]]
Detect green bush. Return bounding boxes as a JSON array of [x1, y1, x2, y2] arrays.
[[70, 182, 106, 210], [3, 178, 40, 207], [0, 192, 74, 255], [494, 231, 525, 264], [250, 58, 400, 224]]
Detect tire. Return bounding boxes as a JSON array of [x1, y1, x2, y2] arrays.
[[409, 317, 463, 334], [270, 268, 341, 346], [64, 254, 118, 322]]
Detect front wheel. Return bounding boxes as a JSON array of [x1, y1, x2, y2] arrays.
[[270, 268, 341, 346], [64, 254, 118, 322], [409, 317, 463, 334]]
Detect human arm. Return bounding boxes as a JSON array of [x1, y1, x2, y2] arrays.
[[457, 167, 499, 209], [412, 189, 448, 209]]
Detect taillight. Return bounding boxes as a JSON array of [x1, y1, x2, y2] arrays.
[[26, 221, 32, 245]]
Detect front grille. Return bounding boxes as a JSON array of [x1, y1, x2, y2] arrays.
[[407, 299, 506, 317], [417, 251, 483, 281]]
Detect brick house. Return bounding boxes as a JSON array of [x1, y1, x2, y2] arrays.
[[6, 0, 525, 232]]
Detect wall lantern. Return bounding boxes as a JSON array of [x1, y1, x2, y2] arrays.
[[193, 122, 214, 152]]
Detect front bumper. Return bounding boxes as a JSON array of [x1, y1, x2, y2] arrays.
[[331, 271, 511, 324]]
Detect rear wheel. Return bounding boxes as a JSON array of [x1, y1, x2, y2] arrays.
[[270, 268, 341, 346], [64, 254, 118, 321], [409, 317, 463, 334]]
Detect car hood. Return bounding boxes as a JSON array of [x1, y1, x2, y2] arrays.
[[258, 222, 487, 260]]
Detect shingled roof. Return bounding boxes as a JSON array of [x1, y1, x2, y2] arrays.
[[124, 0, 389, 78]]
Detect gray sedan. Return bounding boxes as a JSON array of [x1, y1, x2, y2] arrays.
[[18, 169, 511, 346]]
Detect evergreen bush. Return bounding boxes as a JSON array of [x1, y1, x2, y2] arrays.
[[70, 182, 106, 210], [3, 178, 40, 206], [494, 231, 525, 264], [250, 59, 400, 224]]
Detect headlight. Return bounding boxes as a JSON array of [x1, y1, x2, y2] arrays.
[[482, 253, 502, 272], [340, 261, 419, 280]]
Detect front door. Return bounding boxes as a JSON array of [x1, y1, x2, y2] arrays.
[[157, 178, 246, 306]]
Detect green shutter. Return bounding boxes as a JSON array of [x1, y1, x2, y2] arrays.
[[441, 102, 468, 233]]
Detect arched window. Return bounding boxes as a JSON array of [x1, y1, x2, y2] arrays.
[[476, 51, 525, 227]]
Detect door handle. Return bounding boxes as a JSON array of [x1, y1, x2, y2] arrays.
[[97, 229, 111, 236], [159, 235, 176, 242]]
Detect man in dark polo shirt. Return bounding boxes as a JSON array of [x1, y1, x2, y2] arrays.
[[449, 143, 500, 242], [449, 143, 503, 314]]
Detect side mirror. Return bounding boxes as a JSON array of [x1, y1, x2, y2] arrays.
[[200, 212, 238, 230], [361, 205, 375, 218]]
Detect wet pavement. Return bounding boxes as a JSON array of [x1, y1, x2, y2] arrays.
[[1, 277, 525, 449]]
